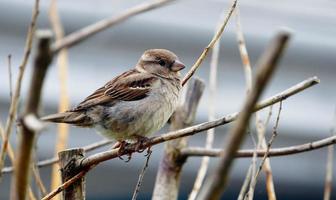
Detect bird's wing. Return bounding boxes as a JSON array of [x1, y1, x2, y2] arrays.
[[71, 69, 159, 111]]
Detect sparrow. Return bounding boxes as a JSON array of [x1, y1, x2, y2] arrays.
[[42, 49, 185, 155]]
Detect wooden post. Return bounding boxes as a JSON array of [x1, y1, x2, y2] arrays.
[[59, 148, 86, 200], [152, 78, 205, 200]]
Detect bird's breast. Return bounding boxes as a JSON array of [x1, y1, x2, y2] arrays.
[[94, 79, 181, 141]]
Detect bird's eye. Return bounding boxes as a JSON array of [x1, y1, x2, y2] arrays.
[[158, 59, 165, 66]]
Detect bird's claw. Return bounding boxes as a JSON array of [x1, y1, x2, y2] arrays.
[[113, 141, 133, 162]]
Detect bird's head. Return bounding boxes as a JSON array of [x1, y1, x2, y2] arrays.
[[136, 49, 185, 79]]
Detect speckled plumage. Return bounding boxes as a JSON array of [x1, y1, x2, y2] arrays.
[[42, 49, 185, 142]]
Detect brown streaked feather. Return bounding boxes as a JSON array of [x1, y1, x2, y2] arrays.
[[71, 69, 158, 111], [41, 112, 93, 127]]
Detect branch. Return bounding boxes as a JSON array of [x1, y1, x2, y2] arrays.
[[10, 30, 53, 200], [41, 74, 318, 199], [50, 0, 175, 53], [131, 150, 152, 200], [237, 165, 252, 200], [197, 31, 291, 200], [247, 102, 282, 200], [181, 0, 237, 86], [0, 0, 40, 178], [324, 107, 336, 200], [181, 135, 336, 158], [2, 139, 113, 174], [2, 76, 319, 176]]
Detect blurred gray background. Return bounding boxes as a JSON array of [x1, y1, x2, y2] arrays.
[[0, 0, 336, 199]]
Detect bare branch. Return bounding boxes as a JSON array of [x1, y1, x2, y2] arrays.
[[181, 134, 336, 158], [41, 73, 319, 199], [0, 0, 40, 178], [32, 165, 48, 197], [238, 165, 252, 200], [2, 76, 319, 177], [181, 0, 237, 86], [11, 30, 53, 200], [324, 107, 336, 200], [7, 54, 13, 100], [51, 0, 175, 53], [2, 140, 113, 174], [247, 102, 282, 200], [197, 31, 291, 200], [41, 170, 90, 200]]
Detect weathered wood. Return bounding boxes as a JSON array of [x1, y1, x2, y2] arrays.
[[152, 78, 205, 200], [59, 148, 86, 200]]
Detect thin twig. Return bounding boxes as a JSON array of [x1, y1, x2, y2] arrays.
[[181, 0, 237, 86], [181, 134, 336, 158], [247, 102, 282, 200], [32, 163, 48, 197], [324, 107, 336, 200], [238, 165, 252, 200], [0, 0, 40, 178], [132, 151, 152, 200], [235, 6, 258, 200], [41, 168, 91, 200], [197, 31, 290, 200], [0, 104, 37, 200], [7, 54, 13, 100], [235, 6, 252, 93], [2, 139, 113, 174], [260, 107, 277, 200], [49, 0, 70, 193], [188, 8, 224, 200], [51, 0, 175, 53], [324, 145, 334, 200]]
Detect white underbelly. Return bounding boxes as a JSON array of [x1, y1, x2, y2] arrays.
[[94, 85, 179, 141]]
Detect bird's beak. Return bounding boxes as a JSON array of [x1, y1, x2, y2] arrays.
[[171, 60, 185, 72]]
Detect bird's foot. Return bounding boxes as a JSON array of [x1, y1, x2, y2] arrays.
[[134, 135, 152, 157], [113, 141, 132, 162]]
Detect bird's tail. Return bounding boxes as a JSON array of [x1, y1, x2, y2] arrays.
[[41, 111, 93, 127]]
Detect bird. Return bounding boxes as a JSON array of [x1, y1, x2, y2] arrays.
[[42, 49, 185, 157]]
